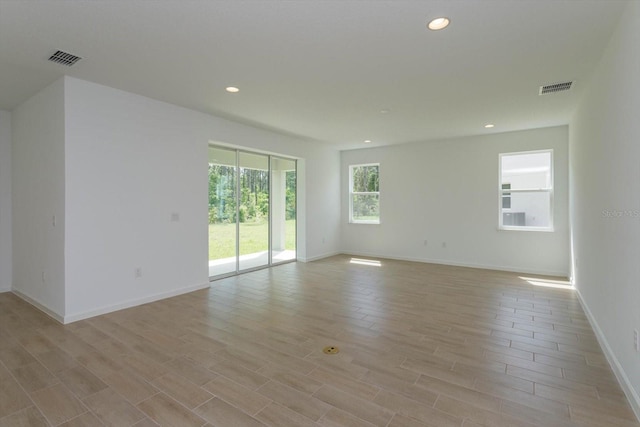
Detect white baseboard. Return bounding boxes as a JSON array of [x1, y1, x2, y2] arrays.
[[298, 251, 341, 263], [63, 282, 211, 324], [340, 251, 568, 278], [0, 286, 11, 293], [12, 290, 65, 323], [575, 289, 640, 422]]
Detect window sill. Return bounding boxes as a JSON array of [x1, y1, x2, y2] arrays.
[[350, 221, 380, 225], [498, 226, 554, 232]]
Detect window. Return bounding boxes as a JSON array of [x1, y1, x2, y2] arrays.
[[349, 163, 380, 224], [499, 150, 553, 230]]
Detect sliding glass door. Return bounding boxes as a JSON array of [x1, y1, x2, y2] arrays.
[[238, 152, 270, 271], [208, 147, 237, 276], [271, 156, 296, 264], [208, 146, 296, 278]]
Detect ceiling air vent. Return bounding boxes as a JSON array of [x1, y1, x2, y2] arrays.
[[539, 81, 573, 95], [48, 50, 82, 67]]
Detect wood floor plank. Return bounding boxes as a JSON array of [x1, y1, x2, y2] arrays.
[[10, 362, 59, 393], [57, 412, 105, 427], [256, 402, 318, 427], [202, 375, 271, 415], [137, 392, 206, 427], [0, 406, 49, 427], [208, 359, 269, 390], [257, 380, 330, 421], [307, 367, 380, 400], [56, 365, 108, 399], [151, 372, 214, 410], [318, 407, 379, 427], [194, 397, 264, 427], [314, 385, 394, 427], [29, 384, 87, 426], [82, 387, 147, 426]]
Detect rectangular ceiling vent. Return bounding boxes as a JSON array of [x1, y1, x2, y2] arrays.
[[539, 81, 573, 95], [48, 50, 82, 67]]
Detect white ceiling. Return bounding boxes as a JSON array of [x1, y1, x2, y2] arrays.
[[0, 0, 626, 150]]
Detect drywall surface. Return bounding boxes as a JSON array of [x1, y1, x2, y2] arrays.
[[0, 110, 11, 292], [570, 0, 640, 417], [63, 77, 340, 320], [341, 126, 569, 276], [11, 78, 66, 318]]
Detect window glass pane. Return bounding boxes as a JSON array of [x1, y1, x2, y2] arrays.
[[501, 152, 551, 190], [501, 183, 511, 209], [352, 194, 379, 222], [503, 191, 551, 227], [271, 157, 296, 264], [352, 165, 379, 192], [239, 152, 269, 271], [208, 146, 237, 276]]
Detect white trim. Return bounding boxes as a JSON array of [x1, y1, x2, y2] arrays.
[[341, 251, 568, 277], [349, 220, 381, 225], [62, 282, 211, 324], [498, 226, 555, 232], [499, 149, 554, 230], [298, 251, 341, 263], [208, 140, 300, 162], [505, 188, 553, 193], [12, 290, 65, 323], [0, 286, 11, 293], [575, 289, 640, 422]]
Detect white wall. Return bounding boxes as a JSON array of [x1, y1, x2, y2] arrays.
[[0, 110, 12, 292], [12, 78, 66, 318], [63, 77, 340, 321], [570, 0, 640, 417], [341, 126, 569, 276], [302, 148, 341, 261]]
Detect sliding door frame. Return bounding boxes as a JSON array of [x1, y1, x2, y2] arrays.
[[208, 145, 297, 280]]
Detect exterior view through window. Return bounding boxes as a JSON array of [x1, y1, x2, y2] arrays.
[[349, 163, 380, 224], [208, 146, 296, 278], [499, 150, 553, 230]]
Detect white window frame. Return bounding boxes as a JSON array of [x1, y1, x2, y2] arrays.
[[498, 149, 554, 232], [349, 163, 380, 224]]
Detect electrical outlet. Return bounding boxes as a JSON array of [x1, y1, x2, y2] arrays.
[[171, 212, 180, 222], [634, 330, 639, 352], [442, 242, 447, 248], [135, 267, 142, 278]]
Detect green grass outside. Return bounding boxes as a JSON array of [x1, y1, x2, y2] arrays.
[[209, 219, 296, 260]]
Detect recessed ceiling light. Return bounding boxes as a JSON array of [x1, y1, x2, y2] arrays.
[[428, 17, 450, 31], [364, 140, 372, 143], [484, 124, 495, 128], [225, 86, 240, 93], [380, 109, 390, 114]]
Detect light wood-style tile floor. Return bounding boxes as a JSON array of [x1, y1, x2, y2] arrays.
[[1, 255, 638, 426]]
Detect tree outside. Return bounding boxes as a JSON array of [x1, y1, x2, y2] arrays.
[[208, 164, 296, 260]]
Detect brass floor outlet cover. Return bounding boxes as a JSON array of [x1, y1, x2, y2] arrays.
[[323, 346, 339, 354]]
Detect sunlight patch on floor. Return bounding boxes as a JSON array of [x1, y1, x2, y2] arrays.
[[520, 276, 574, 290], [350, 258, 382, 267]]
